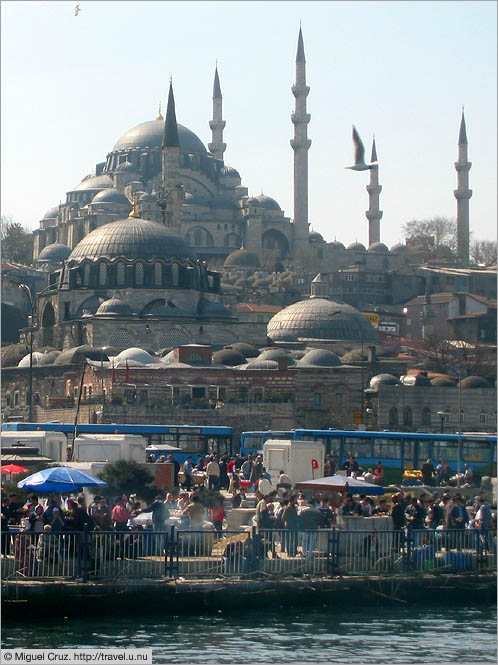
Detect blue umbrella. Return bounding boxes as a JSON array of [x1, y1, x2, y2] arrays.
[[17, 467, 107, 493], [295, 474, 385, 495]]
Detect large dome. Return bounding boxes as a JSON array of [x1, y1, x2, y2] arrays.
[[267, 298, 378, 343], [68, 217, 196, 261], [112, 119, 207, 154]]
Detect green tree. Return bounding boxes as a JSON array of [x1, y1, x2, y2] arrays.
[[98, 460, 157, 502], [1, 216, 34, 265]]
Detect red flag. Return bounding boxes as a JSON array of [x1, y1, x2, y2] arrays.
[[111, 360, 116, 383], [125, 360, 130, 382], [312, 459, 319, 470]]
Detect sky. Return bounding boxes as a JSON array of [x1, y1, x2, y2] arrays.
[[1, 0, 496, 249]]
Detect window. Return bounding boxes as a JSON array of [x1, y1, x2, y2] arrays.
[[139, 389, 148, 402], [192, 387, 206, 400], [172, 386, 180, 401], [348, 438, 372, 458], [314, 393, 322, 407], [154, 263, 162, 286], [218, 387, 227, 401], [459, 409, 465, 425], [252, 389, 263, 402], [99, 262, 107, 286], [14, 391, 20, 406], [117, 263, 125, 286], [135, 262, 144, 286], [373, 438, 401, 459], [83, 264, 91, 286], [388, 407, 398, 426], [480, 411, 487, 425], [421, 407, 431, 426], [64, 302, 71, 320], [403, 407, 413, 427], [463, 440, 490, 462], [432, 439, 458, 461], [171, 263, 179, 286]]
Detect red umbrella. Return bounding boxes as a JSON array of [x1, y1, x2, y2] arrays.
[[1, 464, 29, 475]]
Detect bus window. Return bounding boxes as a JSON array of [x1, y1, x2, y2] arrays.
[[241, 435, 265, 454], [418, 441, 430, 461], [404, 440, 414, 464], [348, 438, 372, 458], [432, 439, 458, 462], [151, 434, 178, 447], [373, 438, 401, 460], [463, 440, 490, 463], [208, 437, 231, 456], [178, 434, 205, 453]]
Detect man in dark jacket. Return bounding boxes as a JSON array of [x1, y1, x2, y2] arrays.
[[141, 495, 170, 531]]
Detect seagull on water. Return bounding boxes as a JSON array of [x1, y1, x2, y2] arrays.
[[74, 3, 82, 16], [345, 125, 377, 171]]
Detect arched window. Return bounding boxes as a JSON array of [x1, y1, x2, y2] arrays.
[[154, 263, 162, 286], [83, 264, 91, 286], [136, 262, 144, 286], [479, 411, 487, 425], [117, 262, 125, 286], [171, 263, 179, 286], [99, 262, 107, 286], [403, 407, 412, 427], [421, 407, 431, 426], [194, 228, 202, 245], [389, 407, 398, 426]]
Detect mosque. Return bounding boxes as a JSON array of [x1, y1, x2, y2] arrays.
[[25, 28, 472, 354]]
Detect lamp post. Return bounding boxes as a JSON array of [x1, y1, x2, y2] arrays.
[[18, 283, 34, 422], [332, 310, 365, 425], [437, 410, 447, 434], [457, 373, 462, 488]]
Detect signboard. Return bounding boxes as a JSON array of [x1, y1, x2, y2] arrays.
[[363, 313, 379, 327]]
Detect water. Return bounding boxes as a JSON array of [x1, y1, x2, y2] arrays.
[[2, 605, 496, 663]]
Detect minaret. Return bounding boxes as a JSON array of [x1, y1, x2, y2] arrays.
[[158, 80, 184, 234], [290, 27, 311, 259], [365, 136, 382, 245], [454, 110, 472, 266], [208, 65, 226, 161]]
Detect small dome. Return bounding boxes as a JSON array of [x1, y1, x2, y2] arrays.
[[390, 243, 408, 254], [220, 165, 240, 178], [224, 249, 261, 268], [114, 161, 136, 173], [91, 189, 132, 206], [72, 174, 113, 192], [430, 376, 456, 387], [255, 194, 281, 211], [243, 359, 279, 370], [258, 349, 297, 366], [369, 374, 402, 391], [368, 242, 389, 253], [68, 216, 195, 261], [37, 350, 62, 366], [96, 297, 134, 316], [18, 352, 45, 368], [309, 231, 324, 242], [299, 349, 342, 367], [115, 347, 155, 365], [1, 344, 30, 368], [226, 342, 259, 358], [341, 349, 367, 363], [329, 240, 346, 250], [400, 373, 432, 387], [37, 243, 71, 262], [245, 197, 260, 207], [458, 375, 490, 389], [42, 206, 59, 220], [212, 349, 246, 366], [54, 346, 109, 365], [347, 242, 366, 252]]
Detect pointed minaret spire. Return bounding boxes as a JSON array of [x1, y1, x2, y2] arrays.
[[291, 25, 311, 267], [365, 135, 382, 245], [163, 82, 179, 148], [158, 79, 183, 232], [209, 64, 226, 161], [454, 109, 472, 266]]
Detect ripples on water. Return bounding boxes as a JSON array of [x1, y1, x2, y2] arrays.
[[2, 605, 496, 663]]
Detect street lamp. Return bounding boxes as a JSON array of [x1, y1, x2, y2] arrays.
[[331, 310, 365, 425], [17, 283, 35, 422], [437, 410, 448, 434]]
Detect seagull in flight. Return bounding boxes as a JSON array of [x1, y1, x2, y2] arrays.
[[74, 3, 82, 16], [345, 125, 377, 171]]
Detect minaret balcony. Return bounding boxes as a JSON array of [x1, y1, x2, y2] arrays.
[[366, 184, 382, 195], [290, 138, 312, 151], [365, 210, 383, 221], [454, 161, 472, 172], [209, 120, 226, 131], [453, 189, 472, 200], [291, 85, 310, 97], [291, 113, 311, 125]]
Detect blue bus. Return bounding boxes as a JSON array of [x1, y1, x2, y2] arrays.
[[240, 428, 496, 476], [1, 422, 234, 463]]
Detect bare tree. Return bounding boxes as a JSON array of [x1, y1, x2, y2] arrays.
[[470, 239, 497, 265], [1, 216, 34, 265], [402, 217, 457, 258]]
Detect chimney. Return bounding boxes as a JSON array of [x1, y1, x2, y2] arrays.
[[277, 356, 289, 370]]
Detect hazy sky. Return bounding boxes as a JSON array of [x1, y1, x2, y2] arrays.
[[1, 1, 496, 248]]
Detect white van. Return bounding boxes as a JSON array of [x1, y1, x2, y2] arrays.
[[0, 431, 67, 461], [73, 434, 147, 463]]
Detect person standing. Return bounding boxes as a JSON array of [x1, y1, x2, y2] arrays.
[[282, 497, 299, 556], [111, 497, 131, 532], [183, 456, 193, 491], [206, 456, 221, 491], [218, 455, 229, 491], [141, 495, 170, 531], [421, 459, 435, 486], [167, 454, 180, 487], [209, 496, 226, 534]]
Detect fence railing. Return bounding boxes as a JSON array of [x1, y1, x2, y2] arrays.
[[1, 528, 495, 581]]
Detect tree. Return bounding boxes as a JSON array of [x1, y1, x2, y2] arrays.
[[98, 460, 158, 503], [1, 216, 34, 265], [402, 217, 457, 258], [470, 239, 497, 265]]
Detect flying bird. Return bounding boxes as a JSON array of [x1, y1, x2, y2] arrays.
[[74, 3, 82, 16], [345, 125, 377, 171]]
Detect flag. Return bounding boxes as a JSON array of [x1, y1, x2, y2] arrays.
[[111, 360, 116, 383], [125, 360, 130, 382], [312, 459, 319, 470]]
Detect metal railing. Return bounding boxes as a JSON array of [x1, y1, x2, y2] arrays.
[[1, 528, 495, 580]]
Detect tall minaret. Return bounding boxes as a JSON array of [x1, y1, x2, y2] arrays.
[[365, 136, 382, 245], [208, 65, 226, 161], [290, 27, 311, 257], [158, 80, 184, 234], [454, 110, 472, 266]]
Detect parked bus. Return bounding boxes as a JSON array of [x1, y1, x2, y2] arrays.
[[1, 423, 234, 463], [240, 428, 496, 476]]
